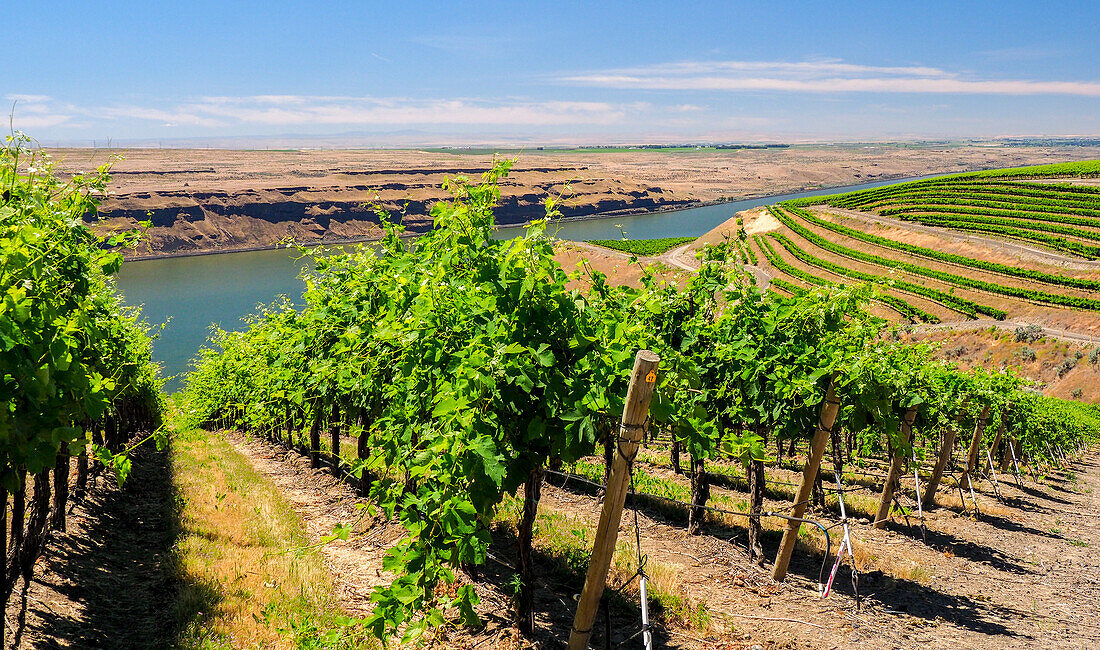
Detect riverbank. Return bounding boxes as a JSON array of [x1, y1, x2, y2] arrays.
[[118, 171, 983, 262], [66, 142, 1100, 260]]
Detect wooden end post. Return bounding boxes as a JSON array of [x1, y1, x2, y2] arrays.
[[771, 377, 840, 582], [874, 407, 918, 529], [567, 350, 659, 650]]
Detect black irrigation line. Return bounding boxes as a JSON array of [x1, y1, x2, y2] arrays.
[[632, 451, 885, 494], [546, 463, 854, 647], [543, 467, 834, 591]]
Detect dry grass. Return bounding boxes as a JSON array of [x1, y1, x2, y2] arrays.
[[495, 491, 712, 637], [172, 429, 371, 649]]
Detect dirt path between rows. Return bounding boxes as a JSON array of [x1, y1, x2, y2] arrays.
[[5, 445, 178, 649], [223, 430, 1100, 650]]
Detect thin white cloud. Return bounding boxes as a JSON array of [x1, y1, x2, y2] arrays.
[[6, 94, 712, 133], [977, 46, 1057, 63], [5, 94, 53, 103], [97, 106, 226, 128], [560, 59, 1100, 96], [10, 113, 73, 129], [608, 60, 956, 79], [145, 96, 630, 127]]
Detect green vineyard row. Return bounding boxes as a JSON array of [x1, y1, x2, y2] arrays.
[[776, 204, 1100, 295], [754, 234, 941, 323]]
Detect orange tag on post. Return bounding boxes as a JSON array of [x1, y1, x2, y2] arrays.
[[645, 371, 657, 384]]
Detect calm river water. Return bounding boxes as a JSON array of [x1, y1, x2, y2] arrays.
[[117, 175, 931, 389]]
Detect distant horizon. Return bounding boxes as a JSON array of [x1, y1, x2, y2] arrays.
[[25, 134, 1100, 152]]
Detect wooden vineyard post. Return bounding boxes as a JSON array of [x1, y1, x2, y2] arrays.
[[329, 402, 341, 474], [962, 405, 991, 499], [874, 407, 918, 529], [771, 377, 840, 582], [568, 350, 659, 650], [923, 414, 962, 508], [965, 405, 991, 476], [989, 414, 1005, 464]]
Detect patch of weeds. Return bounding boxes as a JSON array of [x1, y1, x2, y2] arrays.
[[260, 599, 373, 649], [170, 430, 363, 648], [648, 589, 711, 633], [533, 510, 595, 584], [943, 344, 968, 360]]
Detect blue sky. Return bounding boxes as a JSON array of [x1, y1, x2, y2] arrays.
[[5, 1, 1099, 145]]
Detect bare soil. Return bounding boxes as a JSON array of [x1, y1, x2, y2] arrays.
[[212, 431, 1100, 649], [4, 445, 179, 649], [11, 430, 1099, 649], [682, 203, 1100, 338], [898, 327, 1100, 402]]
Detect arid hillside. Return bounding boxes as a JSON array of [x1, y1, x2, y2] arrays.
[[47, 143, 1100, 258]]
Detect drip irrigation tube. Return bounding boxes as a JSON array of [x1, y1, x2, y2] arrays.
[[543, 467, 834, 588]]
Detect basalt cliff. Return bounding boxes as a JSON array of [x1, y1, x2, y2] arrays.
[[75, 152, 692, 258]]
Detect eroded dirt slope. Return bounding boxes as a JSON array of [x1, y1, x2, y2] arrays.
[[47, 144, 1100, 258]]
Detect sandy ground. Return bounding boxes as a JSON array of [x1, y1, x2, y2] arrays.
[[45, 143, 1100, 258]]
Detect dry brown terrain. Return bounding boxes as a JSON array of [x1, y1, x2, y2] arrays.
[[899, 327, 1100, 402], [46, 143, 1100, 258], [21, 428, 1098, 649], [683, 202, 1100, 325]]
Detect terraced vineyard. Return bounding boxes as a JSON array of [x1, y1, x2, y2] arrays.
[[737, 161, 1100, 332]]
